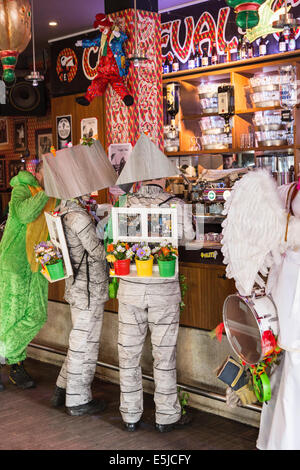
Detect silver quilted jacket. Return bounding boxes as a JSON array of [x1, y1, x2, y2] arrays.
[[60, 200, 109, 309]]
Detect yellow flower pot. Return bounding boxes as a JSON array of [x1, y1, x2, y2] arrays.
[[135, 255, 153, 277]]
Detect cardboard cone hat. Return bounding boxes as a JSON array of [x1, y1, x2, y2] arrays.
[[116, 134, 180, 186], [43, 140, 118, 199]]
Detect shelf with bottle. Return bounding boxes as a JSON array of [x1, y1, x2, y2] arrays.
[[162, 49, 300, 81]]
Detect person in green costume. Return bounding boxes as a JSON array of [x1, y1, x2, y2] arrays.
[[0, 162, 57, 391]]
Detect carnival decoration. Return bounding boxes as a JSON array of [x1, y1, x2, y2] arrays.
[[225, 0, 267, 29], [75, 13, 133, 107], [43, 140, 118, 200], [0, 0, 31, 83]]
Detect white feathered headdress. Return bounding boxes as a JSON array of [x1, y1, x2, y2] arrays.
[[221, 169, 300, 296]]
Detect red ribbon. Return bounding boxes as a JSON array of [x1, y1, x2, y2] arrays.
[[215, 322, 224, 342]]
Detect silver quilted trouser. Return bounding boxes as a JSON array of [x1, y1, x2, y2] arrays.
[[56, 301, 105, 407], [118, 301, 182, 425]]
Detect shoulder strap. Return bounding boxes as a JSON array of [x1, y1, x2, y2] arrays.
[[285, 183, 298, 242]]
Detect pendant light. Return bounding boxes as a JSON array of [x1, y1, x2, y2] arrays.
[[25, 0, 44, 86], [128, 0, 148, 67], [272, 0, 300, 30]]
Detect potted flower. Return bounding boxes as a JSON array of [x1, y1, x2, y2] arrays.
[[106, 241, 134, 276], [134, 244, 153, 277], [34, 241, 64, 281], [154, 241, 178, 277]]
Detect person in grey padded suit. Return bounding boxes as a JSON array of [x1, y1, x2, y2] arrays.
[[51, 196, 109, 416], [116, 179, 195, 432]]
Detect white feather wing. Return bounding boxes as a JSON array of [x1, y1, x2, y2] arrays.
[[221, 169, 290, 296]]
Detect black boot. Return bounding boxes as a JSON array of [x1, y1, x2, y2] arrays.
[[123, 94, 134, 107], [155, 414, 192, 433], [0, 367, 5, 392], [51, 386, 66, 407], [66, 398, 106, 416], [123, 421, 140, 432], [9, 362, 36, 389], [76, 96, 90, 106]]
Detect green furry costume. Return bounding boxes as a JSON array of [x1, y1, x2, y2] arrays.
[[0, 171, 56, 364]]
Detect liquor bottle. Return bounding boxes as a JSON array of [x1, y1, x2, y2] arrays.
[[237, 37, 242, 60], [288, 29, 296, 51], [211, 42, 218, 65], [163, 56, 170, 74], [240, 37, 247, 60], [195, 45, 201, 68], [166, 82, 179, 120], [188, 49, 195, 69], [218, 85, 235, 133], [202, 47, 209, 67], [225, 45, 231, 63], [172, 55, 180, 73], [247, 39, 254, 59], [279, 30, 287, 53], [259, 36, 267, 56]]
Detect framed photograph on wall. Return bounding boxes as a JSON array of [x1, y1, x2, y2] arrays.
[[0, 118, 9, 149], [56, 115, 72, 150], [0, 160, 6, 189], [108, 143, 132, 176], [14, 119, 27, 152], [8, 160, 26, 180], [35, 128, 53, 160]]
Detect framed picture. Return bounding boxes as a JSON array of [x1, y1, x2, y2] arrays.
[[0, 160, 6, 189], [0, 118, 9, 148], [80, 117, 98, 142], [14, 119, 27, 152], [56, 115, 72, 150], [8, 160, 26, 180], [35, 128, 53, 160]]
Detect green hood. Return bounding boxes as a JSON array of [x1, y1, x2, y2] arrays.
[[10, 170, 39, 188]]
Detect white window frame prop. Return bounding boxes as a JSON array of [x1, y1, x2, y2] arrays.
[[43, 212, 73, 283], [111, 206, 178, 278]]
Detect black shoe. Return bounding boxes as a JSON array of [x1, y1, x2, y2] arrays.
[[51, 386, 66, 407], [155, 414, 192, 433], [76, 96, 90, 106], [9, 362, 35, 390], [123, 421, 140, 432], [123, 94, 134, 106], [66, 398, 106, 416]]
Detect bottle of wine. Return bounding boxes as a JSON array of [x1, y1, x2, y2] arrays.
[[202, 47, 209, 67], [288, 29, 296, 51], [163, 56, 170, 74], [259, 37, 267, 56], [188, 49, 195, 69], [195, 45, 201, 68], [279, 30, 287, 53], [172, 55, 180, 72], [211, 42, 218, 65]]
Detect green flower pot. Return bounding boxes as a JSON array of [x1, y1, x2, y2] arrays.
[[46, 259, 65, 280], [158, 257, 176, 277]]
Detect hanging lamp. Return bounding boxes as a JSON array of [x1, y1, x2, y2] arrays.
[[272, 0, 300, 29], [127, 0, 148, 67], [25, 0, 44, 86]]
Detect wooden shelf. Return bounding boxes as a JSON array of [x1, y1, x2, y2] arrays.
[[166, 146, 294, 156]]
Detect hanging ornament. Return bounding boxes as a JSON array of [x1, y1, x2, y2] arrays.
[[226, 0, 267, 29], [0, 0, 32, 83]]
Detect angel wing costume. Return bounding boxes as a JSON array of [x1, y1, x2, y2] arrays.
[[221, 169, 300, 450]]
